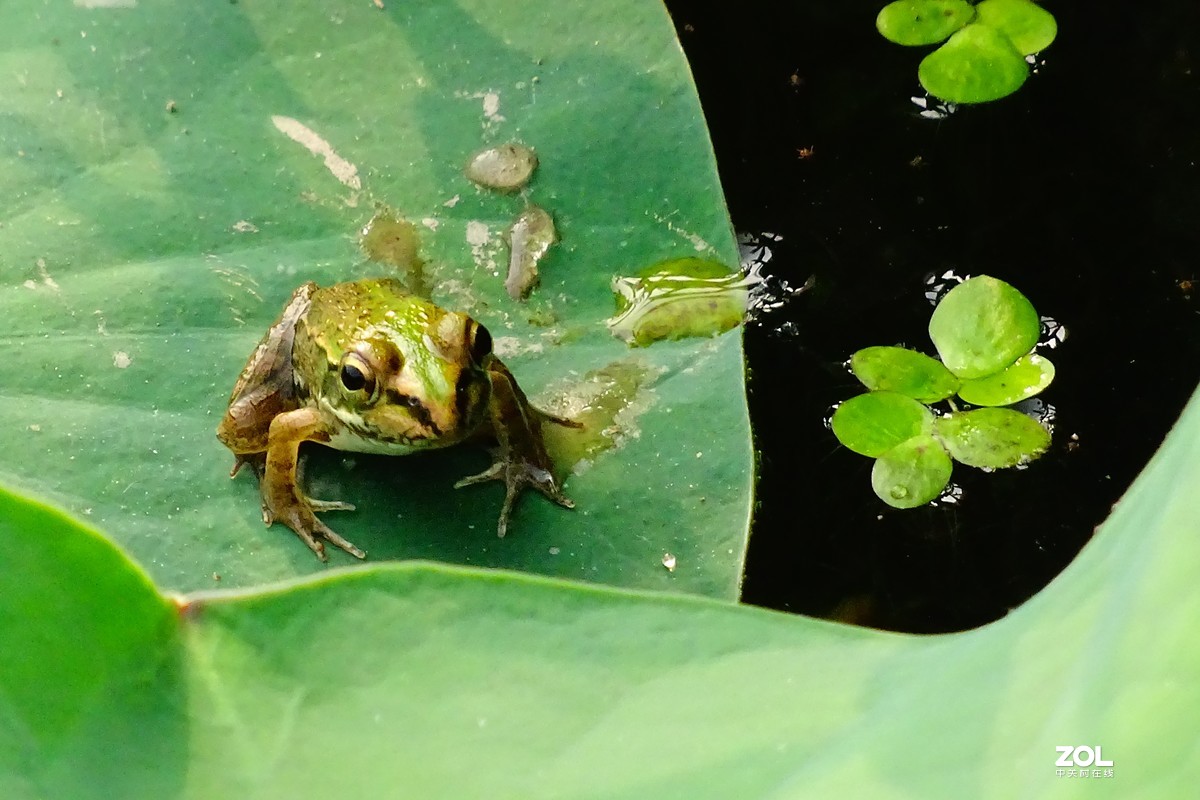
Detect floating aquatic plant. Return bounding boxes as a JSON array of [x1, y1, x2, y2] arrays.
[[876, 0, 1057, 104], [831, 275, 1056, 508]]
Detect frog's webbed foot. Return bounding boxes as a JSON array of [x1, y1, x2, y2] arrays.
[[455, 452, 574, 538], [261, 490, 365, 562]]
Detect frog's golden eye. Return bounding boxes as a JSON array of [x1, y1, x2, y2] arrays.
[[468, 321, 493, 365], [338, 353, 376, 398]]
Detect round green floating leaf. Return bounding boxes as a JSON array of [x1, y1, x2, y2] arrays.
[[957, 353, 1056, 406], [831, 391, 934, 458], [851, 346, 961, 403], [928, 275, 1040, 380], [918, 23, 1029, 104], [876, 0, 975, 46], [871, 435, 953, 509], [934, 408, 1051, 469], [975, 0, 1057, 55]]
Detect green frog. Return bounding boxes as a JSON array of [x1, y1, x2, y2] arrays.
[[216, 278, 575, 561]]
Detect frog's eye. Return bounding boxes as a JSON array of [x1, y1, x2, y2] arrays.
[[338, 353, 376, 397], [468, 322, 493, 364]]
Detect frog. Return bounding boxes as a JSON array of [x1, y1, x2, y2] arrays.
[[216, 278, 575, 561]]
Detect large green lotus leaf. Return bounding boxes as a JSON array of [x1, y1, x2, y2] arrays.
[[0, 1, 748, 597], [4, 382, 1199, 796]]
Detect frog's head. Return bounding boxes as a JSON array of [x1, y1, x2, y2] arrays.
[[323, 307, 494, 448]]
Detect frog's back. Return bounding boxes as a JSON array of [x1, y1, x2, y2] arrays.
[[304, 278, 429, 344]]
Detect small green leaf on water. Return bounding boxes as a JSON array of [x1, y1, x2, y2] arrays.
[[870, 434, 953, 509], [876, 0, 975, 46], [928, 275, 1040, 379], [851, 346, 960, 403], [957, 353, 1055, 406], [831, 391, 934, 458], [918, 24, 1029, 104], [934, 407, 1051, 469], [975, 0, 1057, 55], [607, 258, 747, 347]]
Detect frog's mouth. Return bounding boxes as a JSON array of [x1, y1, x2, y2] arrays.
[[381, 387, 446, 438]]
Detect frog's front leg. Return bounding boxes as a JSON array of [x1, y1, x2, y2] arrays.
[[455, 360, 575, 537], [262, 407, 365, 561]]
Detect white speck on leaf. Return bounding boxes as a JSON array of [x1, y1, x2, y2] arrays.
[[482, 92, 501, 120], [232, 220, 259, 233], [421, 217, 439, 231], [466, 221, 500, 273], [443, 195, 461, 208], [454, 90, 506, 130], [74, 0, 136, 7], [650, 212, 712, 253], [271, 115, 361, 190], [34, 259, 60, 291], [113, 351, 132, 369], [466, 220, 489, 247], [492, 336, 545, 358], [662, 553, 677, 572]]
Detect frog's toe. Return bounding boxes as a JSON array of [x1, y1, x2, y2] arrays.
[[453, 462, 504, 489], [493, 477, 573, 538], [543, 411, 584, 430], [547, 491, 575, 509], [320, 525, 367, 560], [294, 515, 366, 561], [271, 502, 366, 561], [306, 497, 356, 513]]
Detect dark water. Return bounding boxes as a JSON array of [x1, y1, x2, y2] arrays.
[[664, 0, 1200, 632]]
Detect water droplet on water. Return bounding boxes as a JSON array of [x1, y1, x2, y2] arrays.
[[1013, 397, 1056, 432], [822, 402, 841, 430], [923, 269, 969, 305], [1038, 315, 1068, 349], [911, 93, 957, 120], [932, 482, 963, 507]]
